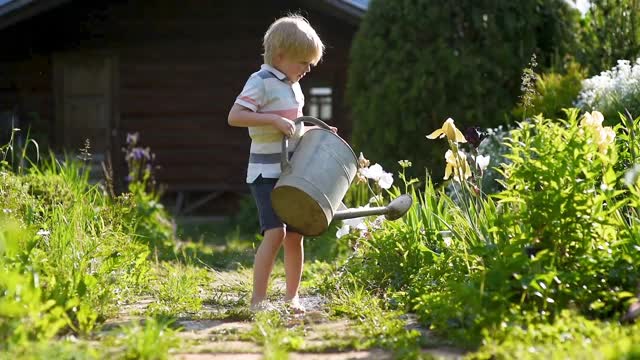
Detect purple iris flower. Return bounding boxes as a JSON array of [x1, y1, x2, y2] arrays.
[[131, 147, 150, 161], [464, 127, 487, 148], [126, 132, 139, 145]]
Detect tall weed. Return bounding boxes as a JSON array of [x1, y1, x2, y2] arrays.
[[0, 151, 158, 346]]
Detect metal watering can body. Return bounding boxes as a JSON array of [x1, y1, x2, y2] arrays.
[[271, 116, 412, 237]]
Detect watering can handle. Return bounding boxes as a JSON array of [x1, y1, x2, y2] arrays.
[[281, 116, 334, 171]]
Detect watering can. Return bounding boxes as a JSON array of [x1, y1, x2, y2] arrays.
[[271, 116, 413, 236]]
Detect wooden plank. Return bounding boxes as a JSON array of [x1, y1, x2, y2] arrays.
[[154, 160, 247, 171], [120, 116, 223, 129], [157, 174, 247, 184], [130, 140, 248, 151]]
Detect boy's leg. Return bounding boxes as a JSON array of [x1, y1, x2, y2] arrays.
[[251, 227, 285, 306], [248, 175, 284, 308], [283, 231, 304, 301]]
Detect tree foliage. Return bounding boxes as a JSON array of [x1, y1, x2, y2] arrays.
[[576, 0, 640, 75], [347, 0, 579, 178]]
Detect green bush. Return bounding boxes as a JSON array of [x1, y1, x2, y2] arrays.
[[332, 109, 640, 350], [347, 0, 579, 179], [489, 110, 637, 319], [474, 311, 640, 359]]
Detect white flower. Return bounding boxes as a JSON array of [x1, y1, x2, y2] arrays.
[[624, 164, 640, 187], [343, 215, 368, 230], [371, 215, 385, 230], [378, 172, 394, 189], [440, 230, 453, 247], [336, 225, 350, 238], [359, 163, 394, 189], [37, 229, 50, 237], [575, 58, 640, 115], [360, 163, 384, 180], [475, 154, 491, 171], [336, 205, 375, 238]]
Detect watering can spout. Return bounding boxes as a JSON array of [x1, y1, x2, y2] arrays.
[[333, 194, 413, 221]]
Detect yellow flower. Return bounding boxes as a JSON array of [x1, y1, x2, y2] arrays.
[[444, 150, 472, 182], [580, 111, 604, 130], [596, 126, 616, 154], [579, 111, 615, 154], [358, 152, 370, 168], [427, 118, 467, 143]]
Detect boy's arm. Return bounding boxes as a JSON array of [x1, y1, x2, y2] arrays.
[[228, 104, 296, 137]]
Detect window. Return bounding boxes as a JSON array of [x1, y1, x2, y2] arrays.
[[307, 86, 332, 121]]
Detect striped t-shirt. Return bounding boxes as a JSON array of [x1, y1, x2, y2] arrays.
[[235, 64, 305, 183]]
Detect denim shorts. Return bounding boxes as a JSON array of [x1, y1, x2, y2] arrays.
[[249, 175, 284, 234]]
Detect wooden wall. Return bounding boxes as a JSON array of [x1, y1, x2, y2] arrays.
[[0, 0, 357, 213]]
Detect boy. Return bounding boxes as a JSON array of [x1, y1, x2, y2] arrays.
[[227, 14, 332, 313]]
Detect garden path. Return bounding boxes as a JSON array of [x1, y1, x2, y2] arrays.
[[105, 268, 465, 359]]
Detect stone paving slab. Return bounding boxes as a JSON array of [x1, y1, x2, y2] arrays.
[[173, 349, 393, 360], [184, 340, 262, 354], [174, 353, 261, 360]]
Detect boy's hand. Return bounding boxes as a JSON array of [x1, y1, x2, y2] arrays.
[[329, 126, 338, 133], [272, 117, 296, 137]]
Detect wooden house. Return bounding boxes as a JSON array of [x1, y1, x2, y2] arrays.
[[0, 0, 364, 215]]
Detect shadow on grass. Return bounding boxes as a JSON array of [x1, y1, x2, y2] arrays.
[[173, 218, 348, 270], [170, 220, 257, 269]]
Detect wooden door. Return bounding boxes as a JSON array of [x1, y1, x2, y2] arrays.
[[54, 54, 115, 158]]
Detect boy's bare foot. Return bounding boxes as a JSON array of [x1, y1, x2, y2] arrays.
[[284, 296, 306, 314], [250, 300, 275, 313]]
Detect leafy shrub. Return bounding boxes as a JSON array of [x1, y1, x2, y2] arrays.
[[474, 310, 640, 359], [616, 113, 640, 174], [575, 58, 640, 123], [0, 170, 39, 224], [0, 219, 68, 347], [331, 110, 640, 350], [347, 0, 579, 178], [490, 110, 635, 318]]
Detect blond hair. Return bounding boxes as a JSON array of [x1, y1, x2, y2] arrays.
[[263, 15, 324, 66]]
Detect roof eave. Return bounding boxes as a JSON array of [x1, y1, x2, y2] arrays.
[[0, 0, 71, 31], [322, 0, 366, 19]]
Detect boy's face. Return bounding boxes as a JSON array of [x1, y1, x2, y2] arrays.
[[273, 53, 314, 83]]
